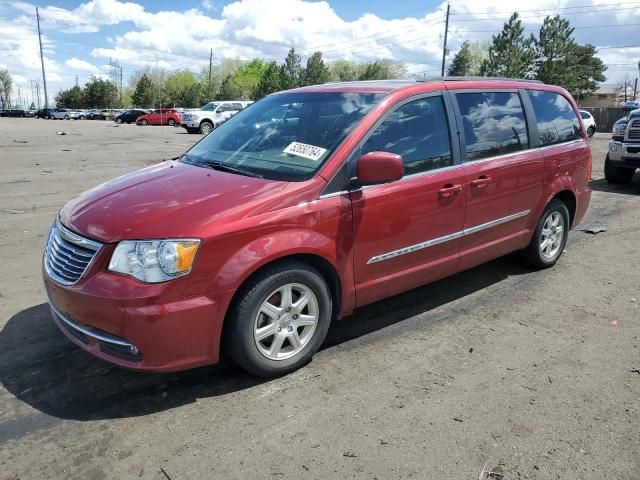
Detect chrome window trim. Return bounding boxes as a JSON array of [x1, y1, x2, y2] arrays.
[[367, 209, 530, 264], [49, 299, 137, 349]]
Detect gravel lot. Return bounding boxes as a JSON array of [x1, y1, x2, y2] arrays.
[[0, 118, 639, 480]]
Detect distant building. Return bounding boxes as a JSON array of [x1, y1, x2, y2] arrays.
[[578, 83, 621, 108]]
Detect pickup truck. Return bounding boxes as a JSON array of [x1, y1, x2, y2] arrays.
[[606, 107, 640, 183], [181, 101, 252, 135]]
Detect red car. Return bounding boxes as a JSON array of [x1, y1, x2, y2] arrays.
[[136, 108, 181, 126], [44, 78, 591, 377]]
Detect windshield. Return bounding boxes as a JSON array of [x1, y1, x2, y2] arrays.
[[183, 92, 384, 181], [201, 102, 220, 111]]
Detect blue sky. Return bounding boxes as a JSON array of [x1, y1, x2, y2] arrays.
[[1, 0, 639, 107]]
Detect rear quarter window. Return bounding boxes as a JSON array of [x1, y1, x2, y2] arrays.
[[529, 90, 582, 146], [456, 91, 529, 161]]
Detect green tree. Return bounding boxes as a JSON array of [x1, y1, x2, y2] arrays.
[[534, 16, 606, 98], [303, 52, 331, 86], [279, 48, 302, 90], [357, 61, 396, 80], [29, 102, 36, 110], [132, 74, 156, 108], [164, 70, 202, 107], [480, 13, 535, 78], [219, 59, 266, 99], [198, 58, 246, 101], [84, 78, 118, 108], [448, 41, 489, 76], [0, 69, 12, 108], [252, 61, 282, 99], [329, 59, 358, 81], [55, 85, 85, 108]]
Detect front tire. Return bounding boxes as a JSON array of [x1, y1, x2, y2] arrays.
[[139, 119, 148, 126], [225, 261, 333, 377], [604, 154, 635, 183], [168, 118, 175, 126], [587, 126, 595, 138], [116, 118, 123, 124], [199, 121, 213, 135], [523, 199, 570, 269]]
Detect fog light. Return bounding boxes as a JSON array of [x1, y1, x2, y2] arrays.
[[610, 145, 618, 152], [130, 345, 139, 355]]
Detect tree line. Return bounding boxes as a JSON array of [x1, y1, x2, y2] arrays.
[[448, 13, 607, 100], [54, 13, 613, 110], [55, 49, 406, 109]]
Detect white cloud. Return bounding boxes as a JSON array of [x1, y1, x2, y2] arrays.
[[2, 0, 639, 98], [65, 57, 100, 73]]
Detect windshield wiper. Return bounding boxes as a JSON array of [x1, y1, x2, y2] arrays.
[[182, 155, 264, 178]]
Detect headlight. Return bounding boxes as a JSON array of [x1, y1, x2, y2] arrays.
[[613, 124, 627, 136], [108, 239, 200, 283]]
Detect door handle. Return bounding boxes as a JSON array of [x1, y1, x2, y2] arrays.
[[438, 183, 463, 198], [470, 175, 492, 188]]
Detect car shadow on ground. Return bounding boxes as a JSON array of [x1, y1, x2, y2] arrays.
[[1, 254, 532, 422], [590, 176, 640, 195]]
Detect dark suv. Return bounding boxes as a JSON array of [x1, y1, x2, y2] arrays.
[[114, 109, 147, 124]]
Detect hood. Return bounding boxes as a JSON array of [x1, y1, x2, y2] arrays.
[[59, 161, 287, 243]]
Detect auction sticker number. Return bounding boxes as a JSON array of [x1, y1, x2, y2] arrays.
[[283, 142, 327, 162]]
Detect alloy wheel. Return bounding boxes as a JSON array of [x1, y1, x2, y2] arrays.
[[253, 283, 319, 361], [540, 211, 565, 259]]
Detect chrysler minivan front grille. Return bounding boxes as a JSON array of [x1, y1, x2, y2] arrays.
[[44, 219, 102, 285]]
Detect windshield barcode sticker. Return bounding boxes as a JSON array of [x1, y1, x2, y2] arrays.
[[283, 142, 327, 161]]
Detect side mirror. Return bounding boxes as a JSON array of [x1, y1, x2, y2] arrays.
[[356, 151, 404, 186]]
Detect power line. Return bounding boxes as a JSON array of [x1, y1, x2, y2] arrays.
[[450, 1, 640, 16]]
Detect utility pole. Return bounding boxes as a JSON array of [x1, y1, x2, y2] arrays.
[[36, 7, 49, 108], [208, 48, 213, 100], [441, 2, 450, 77]]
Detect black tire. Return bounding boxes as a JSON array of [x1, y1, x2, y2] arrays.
[[587, 126, 595, 138], [64, 115, 69, 120], [224, 260, 333, 377], [116, 118, 123, 124], [168, 118, 175, 126], [199, 120, 213, 135], [139, 119, 148, 126], [604, 154, 635, 184], [522, 199, 570, 270]]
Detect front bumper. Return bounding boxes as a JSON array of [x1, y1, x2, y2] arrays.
[[181, 119, 200, 129], [43, 261, 235, 372], [608, 140, 640, 168]]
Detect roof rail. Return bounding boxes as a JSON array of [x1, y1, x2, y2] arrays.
[[417, 76, 544, 84]]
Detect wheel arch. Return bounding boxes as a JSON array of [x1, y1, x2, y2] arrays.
[[551, 189, 577, 227]]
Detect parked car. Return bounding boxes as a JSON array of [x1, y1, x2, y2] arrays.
[[114, 109, 147, 124], [579, 110, 597, 138], [44, 78, 591, 377], [50, 108, 74, 120], [136, 108, 181, 126], [606, 107, 640, 183], [181, 101, 252, 134], [0, 109, 27, 117], [34, 108, 58, 119]]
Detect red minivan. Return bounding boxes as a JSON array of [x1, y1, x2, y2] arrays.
[[43, 78, 591, 377]]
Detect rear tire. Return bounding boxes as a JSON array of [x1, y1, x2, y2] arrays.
[[168, 118, 175, 126], [522, 199, 570, 270], [224, 261, 332, 377], [587, 126, 595, 138], [116, 118, 123, 124], [139, 119, 148, 126], [604, 154, 635, 183]]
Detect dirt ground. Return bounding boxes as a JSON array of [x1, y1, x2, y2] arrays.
[[0, 118, 638, 480]]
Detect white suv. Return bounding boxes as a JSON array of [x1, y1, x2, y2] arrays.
[[181, 101, 253, 135]]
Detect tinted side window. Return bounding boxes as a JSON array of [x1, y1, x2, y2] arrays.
[[580, 111, 590, 120], [361, 96, 452, 176], [456, 92, 529, 161], [529, 90, 581, 145]]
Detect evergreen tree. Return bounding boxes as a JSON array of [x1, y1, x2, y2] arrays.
[[448, 42, 474, 76], [534, 16, 606, 98], [132, 74, 156, 108], [84, 78, 118, 108], [448, 41, 488, 76], [480, 13, 535, 78], [252, 61, 282, 99], [55, 85, 85, 108], [279, 48, 302, 90], [303, 52, 330, 86]]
